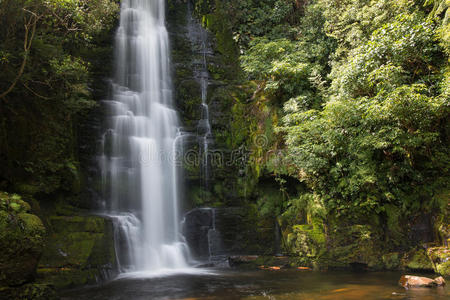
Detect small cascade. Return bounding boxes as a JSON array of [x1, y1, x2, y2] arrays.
[[186, 2, 213, 190], [207, 208, 216, 260], [206, 208, 229, 267], [109, 213, 141, 272], [183, 208, 228, 267], [199, 44, 211, 188]]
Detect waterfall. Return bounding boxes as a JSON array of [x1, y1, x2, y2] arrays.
[[99, 0, 189, 274], [187, 2, 213, 191]]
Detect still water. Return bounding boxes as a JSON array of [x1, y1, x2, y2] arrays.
[[60, 269, 448, 300]]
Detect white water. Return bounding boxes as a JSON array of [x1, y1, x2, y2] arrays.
[[100, 0, 191, 275]]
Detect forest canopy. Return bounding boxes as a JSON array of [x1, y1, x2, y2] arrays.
[[209, 0, 449, 222]]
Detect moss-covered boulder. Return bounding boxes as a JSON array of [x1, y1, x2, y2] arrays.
[[428, 247, 450, 277], [0, 192, 45, 287], [37, 215, 117, 289], [285, 219, 326, 268]]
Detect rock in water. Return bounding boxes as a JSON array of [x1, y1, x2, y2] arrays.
[[399, 275, 446, 288], [434, 276, 446, 286]]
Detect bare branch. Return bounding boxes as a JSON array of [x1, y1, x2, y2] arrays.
[[22, 82, 50, 99], [0, 9, 40, 100]]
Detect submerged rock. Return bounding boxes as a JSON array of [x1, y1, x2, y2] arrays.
[[228, 255, 259, 266], [398, 275, 446, 288]]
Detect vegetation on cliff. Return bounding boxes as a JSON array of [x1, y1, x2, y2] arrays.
[[193, 0, 449, 272]]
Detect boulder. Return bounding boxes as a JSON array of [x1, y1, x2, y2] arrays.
[[399, 275, 446, 288], [434, 276, 446, 286], [0, 192, 45, 287], [37, 215, 117, 289]]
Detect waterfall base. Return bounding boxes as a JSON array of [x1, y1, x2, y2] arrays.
[[109, 213, 198, 276]]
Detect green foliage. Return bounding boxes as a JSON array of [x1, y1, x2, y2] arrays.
[[233, 0, 448, 239], [241, 38, 312, 99], [0, 0, 119, 196], [240, 1, 335, 104], [280, 85, 448, 218], [217, 0, 302, 48], [0, 191, 45, 286], [330, 12, 439, 99], [321, 0, 411, 59]]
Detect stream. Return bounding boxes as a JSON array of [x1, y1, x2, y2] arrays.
[[60, 270, 448, 300]]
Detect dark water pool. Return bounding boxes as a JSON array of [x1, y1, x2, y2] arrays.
[[60, 269, 448, 300]]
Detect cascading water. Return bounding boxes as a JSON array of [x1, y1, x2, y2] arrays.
[[99, 0, 190, 274], [198, 45, 212, 188], [187, 3, 213, 190]]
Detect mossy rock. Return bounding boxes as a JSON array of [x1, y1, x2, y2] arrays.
[[37, 215, 116, 289], [382, 252, 401, 270], [37, 267, 104, 290], [285, 218, 326, 268], [403, 248, 434, 272], [0, 192, 45, 287], [427, 246, 450, 277]]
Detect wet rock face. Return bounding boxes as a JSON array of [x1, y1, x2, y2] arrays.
[[183, 208, 214, 259], [183, 207, 275, 260]]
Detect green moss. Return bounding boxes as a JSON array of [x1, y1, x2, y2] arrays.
[[49, 215, 105, 233], [385, 205, 407, 247], [19, 213, 46, 234], [37, 215, 116, 289], [285, 218, 327, 268], [427, 247, 450, 277], [382, 252, 401, 270], [323, 224, 384, 270], [404, 249, 434, 271], [37, 267, 100, 290], [0, 192, 45, 287]]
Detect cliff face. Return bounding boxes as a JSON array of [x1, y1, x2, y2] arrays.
[[168, 0, 278, 256], [170, 0, 450, 275]]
